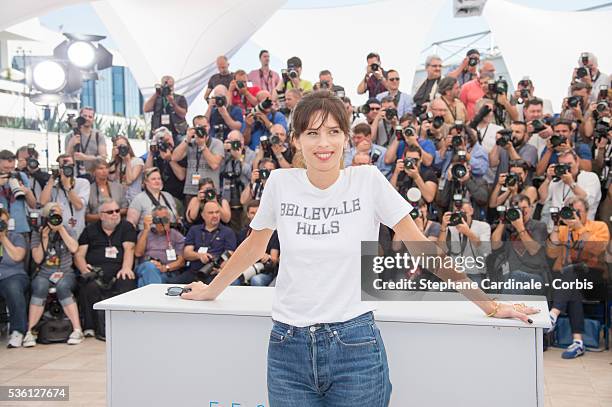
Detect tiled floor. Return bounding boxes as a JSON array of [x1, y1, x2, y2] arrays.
[[0, 338, 610, 406]]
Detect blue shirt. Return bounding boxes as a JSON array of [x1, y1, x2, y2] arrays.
[[540, 142, 593, 164], [396, 138, 437, 166], [184, 223, 237, 271], [247, 112, 288, 150], [344, 144, 392, 178], [0, 232, 26, 281], [434, 142, 489, 179], [375, 91, 414, 118], [0, 172, 30, 233], [210, 106, 245, 141]]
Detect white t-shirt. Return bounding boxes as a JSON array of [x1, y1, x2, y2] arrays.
[[51, 178, 90, 238], [547, 171, 602, 220], [447, 220, 491, 275], [250, 165, 412, 327]]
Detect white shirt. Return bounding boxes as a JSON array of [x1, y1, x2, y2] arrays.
[[51, 178, 90, 238], [547, 171, 602, 220], [250, 165, 412, 327], [478, 122, 504, 185], [447, 220, 491, 275]]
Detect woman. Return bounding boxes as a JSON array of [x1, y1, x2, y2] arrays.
[[127, 167, 179, 231], [185, 178, 231, 225], [0, 208, 28, 348], [87, 158, 128, 223], [23, 203, 82, 347], [181, 91, 539, 406], [109, 135, 144, 201]]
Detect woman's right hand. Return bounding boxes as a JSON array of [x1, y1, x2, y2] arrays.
[[180, 281, 218, 301]]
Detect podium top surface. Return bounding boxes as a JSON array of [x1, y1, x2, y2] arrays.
[[94, 284, 550, 329]]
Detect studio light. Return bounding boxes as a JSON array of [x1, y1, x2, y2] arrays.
[[31, 60, 67, 93], [53, 33, 113, 80], [66, 41, 96, 69]]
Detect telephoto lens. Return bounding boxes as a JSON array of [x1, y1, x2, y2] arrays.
[[8, 175, 25, 200], [451, 163, 468, 180], [559, 206, 576, 220]]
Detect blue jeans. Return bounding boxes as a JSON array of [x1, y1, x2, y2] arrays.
[[0, 273, 29, 334], [250, 273, 275, 286], [135, 261, 169, 288], [30, 274, 77, 306], [267, 312, 391, 406]]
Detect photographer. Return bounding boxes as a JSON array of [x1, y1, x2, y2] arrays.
[[460, 61, 496, 119], [357, 52, 387, 98], [570, 52, 609, 104], [108, 136, 144, 201], [538, 150, 601, 224], [127, 168, 179, 231], [546, 196, 609, 359], [341, 96, 367, 130], [283, 88, 302, 129], [437, 77, 467, 125], [371, 95, 400, 147], [204, 85, 244, 140], [172, 115, 224, 199], [254, 124, 293, 170], [524, 97, 555, 157], [436, 152, 489, 220], [447, 49, 480, 86], [438, 199, 491, 284], [434, 122, 488, 181], [536, 120, 592, 176], [274, 56, 313, 96], [143, 75, 188, 140], [221, 130, 255, 230], [65, 107, 108, 178], [145, 126, 187, 203], [491, 194, 550, 295], [228, 69, 260, 113], [182, 200, 238, 285], [489, 160, 538, 210], [185, 178, 231, 225], [344, 123, 390, 177], [40, 154, 90, 237], [76, 198, 137, 341], [489, 121, 538, 182], [413, 55, 443, 106], [204, 56, 233, 100], [240, 158, 277, 204], [470, 99, 504, 160], [375, 69, 413, 118], [248, 50, 281, 93], [314, 70, 345, 97], [390, 144, 438, 203], [86, 158, 128, 223], [0, 207, 28, 348], [23, 203, 82, 347], [384, 113, 435, 168], [0, 150, 36, 233], [511, 78, 553, 121], [560, 83, 592, 137], [237, 200, 280, 287], [482, 74, 519, 127], [244, 90, 288, 151], [16, 145, 50, 203], [134, 206, 185, 287]]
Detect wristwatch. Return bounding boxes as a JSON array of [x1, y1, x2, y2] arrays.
[[165, 265, 170, 272], [570, 182, 577, 190]]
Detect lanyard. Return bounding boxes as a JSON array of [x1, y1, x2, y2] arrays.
[[165, 229, 173, 250], [201, 229, 220, 249], [441, 97, 457, 121], [145, 188, 176, 220], [56, 185, 74, 219]]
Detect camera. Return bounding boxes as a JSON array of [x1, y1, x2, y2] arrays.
[[517, 89, 530, 104], [599, 85, 608, 101], [576, 66, 590, 79], [394, 125, 404, 141], [403, 126, 416, 138], [0, 219, 7, 233], [550, 134, 567, 148], [531, 118, 547, 134], [550, 207, 560, 224], [197, 250, 233, 278], [200, 188, 217, 202], [212, 124, 227, 137], [567, 95, 582, 109], [596, 100, 608, 113], [469, 104, 491, 129], [152, 215, 168, 225], [497, 205, 521, 224], [117, 144, 129, 157], [487, 77, 508, 95], [2, 172, 25, 200], [28, 212, 63, 231], [370, 63, 380, 72], [594, 117, 610, 142], [214, 96, 226, 107], [236, 80, 245, 89], [27, 157, 39, 170], [287, 64, 299, 79], [403, 157, 418, 170], [260, 135, 271, 151], [269, 134, 282, 145], [468, 56, 479, 67], [451, 135, 463, 148], [195, 126, 208, 138], [553, 163, 570, 181], [61, 165, 74, 178], [432, 115, 445, 130], [504, 172, 520, 188], [259, 169, 271, 180], [385, 108, 398, 121], [254, 98, 273, 114], [449, 211, 465, 227], [156, 81, 172, 97], [158, 140, 171, 152], [354, 104, 370, 115], [371, 149, 382, 164], [229, 140, 242, 151], [559, 206, 577, 221], [405, 188, 422, 220], [451, 163, 468, 180], [496, 129, 513, 147]]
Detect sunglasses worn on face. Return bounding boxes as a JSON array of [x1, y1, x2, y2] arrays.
[[166, 286, 191, 296], [429, 65, 442, 68], [102, 209, 121, 215], [388, 78, 400, 82]]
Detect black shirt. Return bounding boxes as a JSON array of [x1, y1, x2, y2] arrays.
[[78, 220, 138, 278], [152, 154, 187, 200], [238, 229, 280, 254], [151, 93, 188, 136], [396, 167, 437, 199]]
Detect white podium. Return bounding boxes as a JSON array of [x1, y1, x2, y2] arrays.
[[94, 285, 550, 407]]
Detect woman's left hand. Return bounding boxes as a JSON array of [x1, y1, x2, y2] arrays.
[[492, 302, 541, 324]]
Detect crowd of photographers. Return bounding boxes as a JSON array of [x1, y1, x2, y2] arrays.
[[0, 49, 610, 359]]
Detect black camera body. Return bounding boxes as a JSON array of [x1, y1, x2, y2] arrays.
[[576, 66, 590, 79], [370, 63, 379, 72], [269, 134, 282, 145], [531, 118, 547, 134], [468, 56, 479, 67], [496, 129, 513, 147], [214, 96, 226, 108], [559, 206, 577, 221], [550, 134, 567, 148], [236, 80, 245, 89], [432, 115, 445, 130], [497, 205, 521, 224], [567, 95, 582, 109], [229, 140, 242, 151], [158, 140, 171, 152], [505, 172, 520, 188], [59, 165, 74, 178], [259, 169, 271, 180], [197, 250, 233, 279], [553, 163, 571, 181], [117, 144, 129, 157], [403, 157, 418, 170], [287, 64, 299, 79], [487, 77, 508, 95], [451, 135, 463, 148], [28, 212, 63, 231], [385, 108, 398, 121], [403, 126, 416, 138], [449, 211, 466, 227], [195, 126, 208, 138], [201, 188, 217, 202]]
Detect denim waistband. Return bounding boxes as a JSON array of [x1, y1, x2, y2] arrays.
[[272, 312, 375, 335]]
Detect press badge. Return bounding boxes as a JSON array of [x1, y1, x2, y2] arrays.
[[166, 249, 177, 261], [105, 246, 118, 259], [197, 247, 208, 254], [161, 114, 170, 125], [191, 173, 201, 185]]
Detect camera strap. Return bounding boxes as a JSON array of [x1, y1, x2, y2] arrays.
[[57, 185, 74, 220], [145, 189, 177, 221], [441, 97, 457, 121], [200, 228, 220, 251]]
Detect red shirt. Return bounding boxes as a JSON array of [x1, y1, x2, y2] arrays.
[[231, 86, 261, 112], [460, 79, 485, 120]]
